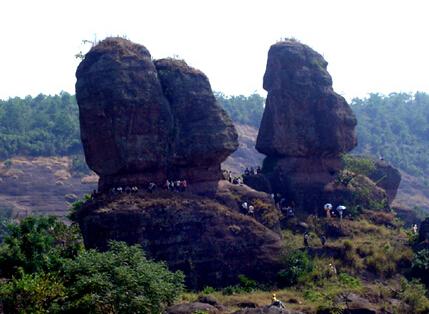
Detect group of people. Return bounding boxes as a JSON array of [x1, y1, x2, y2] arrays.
[[304, 232, 328, 248], [107, 179, 189, 196], [271, 193, 295, 218], [243, 166, 261, 176], [110, 186, 139, 195], [324, 203, 347, 220], [241, 201, 255, 216], [223, 170, 243, 185], [163, 179, 188, 192]]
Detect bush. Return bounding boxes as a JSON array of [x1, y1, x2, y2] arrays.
[[238, 274, 257, 292], [202, 286, 216, 295], [412, 249, 429, 285], [398, 279, 429, 313], [0, 216, 83, 278], [277, 250, 313, 287], [221, 275, 258, 295], [338, 273, 361, 289], [342, 155, 376, 177], [0, 272, 65, 313], [60, 241, 185, 313]]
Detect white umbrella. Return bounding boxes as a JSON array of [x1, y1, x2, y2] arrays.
[[324, 203, 333, 210]]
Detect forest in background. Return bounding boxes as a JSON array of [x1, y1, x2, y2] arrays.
[[0, 91, 428, 183]]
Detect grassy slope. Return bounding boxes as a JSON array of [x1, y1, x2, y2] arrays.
[[176, 214, 415, 313]]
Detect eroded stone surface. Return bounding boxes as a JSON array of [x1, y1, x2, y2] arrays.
[[76, 38, 238, 190]]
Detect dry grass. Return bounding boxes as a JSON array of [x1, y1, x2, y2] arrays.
[[54, 169, 71, 181]]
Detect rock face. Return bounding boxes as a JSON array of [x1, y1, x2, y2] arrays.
[[367, 160, 401, 204], [255, 40, 358, 213], [75, 38, 282, 290], [256, 40, 357, 158], [77, 186, 283, 289], [76, 38, 238, 190]]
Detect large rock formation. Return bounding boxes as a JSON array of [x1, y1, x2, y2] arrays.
[[76, 38, 238, 191], [256, 40, 358, 213], [75, 38, 283, 289], [256, 40, 357, 158], [77, 182, 283, 289]]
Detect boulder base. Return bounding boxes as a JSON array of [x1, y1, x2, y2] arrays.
[[77, 183, 283, 289]]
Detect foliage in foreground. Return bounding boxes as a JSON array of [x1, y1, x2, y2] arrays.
[[0, 216, 83, 278], [0, 216, 184, 314]]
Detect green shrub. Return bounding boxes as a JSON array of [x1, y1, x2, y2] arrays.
[[222, 285, 240, 295], [0, 272, 65, 313], [238, 274, 257, 292], [277, 250, 313, 287], [60, 241, 185, 313], [221, 275, 258, 295], [412, 249, 429, 285], [202, 286, 216, 295], [0, 216, 83, 278], [398, 279, 429, 313], [342, 154, 376, 176], [338, 273, 361, 288], [68, 194, 91, 222]]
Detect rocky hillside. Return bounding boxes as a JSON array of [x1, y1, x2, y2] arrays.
[[0, 156, 96, 218]]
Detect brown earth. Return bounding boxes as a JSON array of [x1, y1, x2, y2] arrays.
[[0, 156, 96, 218]]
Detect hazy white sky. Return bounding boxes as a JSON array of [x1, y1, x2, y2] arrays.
[[1, 0, 428, 101]]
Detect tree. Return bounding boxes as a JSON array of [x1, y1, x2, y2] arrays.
[[60, 241, 185, 313], [0, 216, 83, 278]]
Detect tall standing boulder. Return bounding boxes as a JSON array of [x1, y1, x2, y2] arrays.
[[76, 38, 238, 190], [256, 40, 358, 213], [256, 40, 357, 157]]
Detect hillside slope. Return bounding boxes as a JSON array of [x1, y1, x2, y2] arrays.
[[0, 156, 96, 218]]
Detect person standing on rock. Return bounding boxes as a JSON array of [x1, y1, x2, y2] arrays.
[[248, 205, 255, 216], [320, 235, 327, 247], [304, 232, 310, 248], [271, 294, 286, 309], [336, 205, 346, 221], [244, 167, 250, 176], [242, 202, 248, 212], [324, 203, 333, 218], [164, 179, 170, 190]]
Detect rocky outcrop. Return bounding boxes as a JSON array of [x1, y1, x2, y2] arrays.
[[367, 160, 401, 204], [256, 40, 357, 158], [418, 217, 429, 243], [77, 185, 283, 289], [76, 38, 238, 191], [166, 302, 221, 314], [255, 40, 358, 213], [233, 306, 304, 314]]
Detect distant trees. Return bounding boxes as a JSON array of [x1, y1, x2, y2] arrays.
[[1, 91, 428, 182], [215, 92, 264, 128], [0, 92, 81, 158], [351, 92, 429, 180]]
